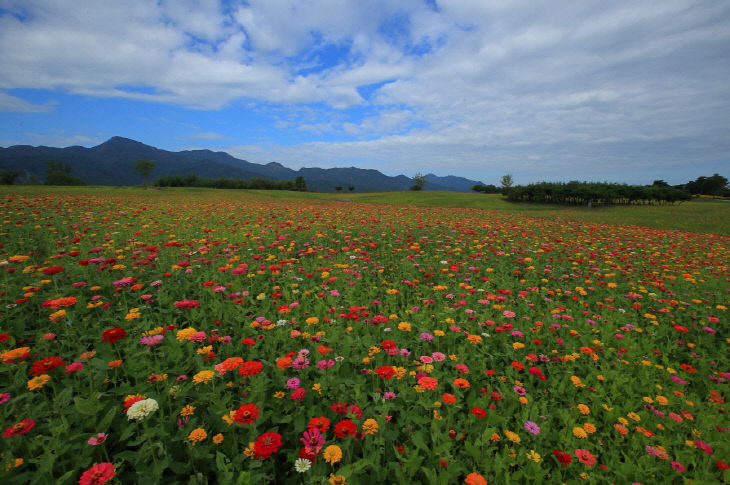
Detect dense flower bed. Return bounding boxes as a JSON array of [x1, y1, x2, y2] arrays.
[[0, 192, 728, 484]]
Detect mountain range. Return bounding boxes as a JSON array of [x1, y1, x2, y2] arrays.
[[0, 136, 486, 192]]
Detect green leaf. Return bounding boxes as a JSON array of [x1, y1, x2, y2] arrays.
[[411, 430, 428, 452], [73, 396, 102, 416]]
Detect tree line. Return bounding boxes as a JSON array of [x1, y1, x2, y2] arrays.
[[501, 181, 691, 205], [153, 173, 307, 191]]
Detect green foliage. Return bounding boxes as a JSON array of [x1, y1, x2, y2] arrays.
[[503, 181, 691, 205], [133, 159, 156, 186], [152, 174, 302, 191], [682, 173, 729, 196], [411, 173, 426, 191], [294, 176, 307, 191], [44, 160, 85, 186], [471, 184, 500, 194], [0, 169, 20, 185], [500, 174, 513, 189]]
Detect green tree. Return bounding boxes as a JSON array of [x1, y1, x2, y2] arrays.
[[411, 173, 426, 191], [45, 160, 85, 186], [685, 173, 728, 196], [133, 159, 155, 186], [500, 174, 514, 189], [294, 176, 307, 191], [0, 169, 20, 185], [348, 185, 355, 192]]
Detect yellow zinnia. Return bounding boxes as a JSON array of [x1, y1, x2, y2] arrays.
[[188, 428, 207, 444], [573, 427, 588, 439], [324, 445, 343, 465], [192, 370, 214, 385], [362, 419, 378, 435], [27, 374, 51, 391]]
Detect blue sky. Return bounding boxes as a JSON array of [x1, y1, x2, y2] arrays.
[[1, 0, 729, 186]]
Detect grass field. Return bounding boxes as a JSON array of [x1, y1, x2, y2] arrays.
[[4, 186, 729, 235]]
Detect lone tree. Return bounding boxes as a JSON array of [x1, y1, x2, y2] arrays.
[[411, 173, 426, 191], [294, 176, 307, 191], [45, 160, 85, 186], [500, 174, 514, 189], [133, 159, 155, 186]]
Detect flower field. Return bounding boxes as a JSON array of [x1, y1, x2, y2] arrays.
[[0, 190, 728, 484]]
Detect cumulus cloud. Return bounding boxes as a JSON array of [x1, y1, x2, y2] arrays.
[[0, 0, 728, 182]]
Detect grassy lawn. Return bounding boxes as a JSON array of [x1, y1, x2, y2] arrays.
[[4, 186, 729, 234]]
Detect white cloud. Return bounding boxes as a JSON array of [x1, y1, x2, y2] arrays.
[[0, 0, 728, 182], [0, 91, 54, 112], [190, 132, 226, 140]]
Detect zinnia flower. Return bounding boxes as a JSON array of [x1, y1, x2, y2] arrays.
[[27, 374, 51, 391], [233, 404, 260, 425], [87, 433, 108, 445], [239, 360, 263, 377], [3, 419, 36, 438], [294, 458, 312, 473], [253, 432, 282, 459], [188, 428, 207, 444], [101, 327, 127, 344], [29, 356, 66, 376], [362, 418, 379, 435], [418, 376, 438, 390], [78, 462, 115, 485], [324, 445, 343, 465], [334, 419, 357, 438], [575, 449, 597, 467], [300, 427, 326, 454], [126, 398, 159, 421], [524, 421, 540, 435], [464, 472, 488, 485]]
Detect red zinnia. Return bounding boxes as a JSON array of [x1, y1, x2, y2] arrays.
[[29, 356, 66, 376], [78, 462, 115, 485], [334, 419, 357, 438], [233, 404, 260, 425], [239, 360, 263, 377], [42, 266, 64, 275], [253, 432, 282, 459], [553, 449, 572, 467], [174, 299, 200, 309], [330, 402, 348, 414], [376, 365, 396, 379], [101, 327, 127, 343], [471, 406, 486, 418], [528, 366, 546, 381], [3, 419, 36, 438], [123, 395, 145, 412], [308, 416, 330, 433]]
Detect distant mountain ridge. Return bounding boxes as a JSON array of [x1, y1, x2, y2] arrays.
[[0, 136, 487, 192]]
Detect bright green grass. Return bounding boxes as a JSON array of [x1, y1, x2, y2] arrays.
[[4, 186, 729, 234]]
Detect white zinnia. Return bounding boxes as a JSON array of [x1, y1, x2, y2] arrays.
[[126, 398, 159, 421], [294, 458, 311, 473]]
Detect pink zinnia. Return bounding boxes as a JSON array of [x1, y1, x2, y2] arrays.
[[87, 433, 108, 446], [575, 449, 597, 468], [524, 421, 540, 435], [139, 335, 164, 346], [300, 427, 325, 454], [64, 362, 84, 373], [694, 440, 713, 455]]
